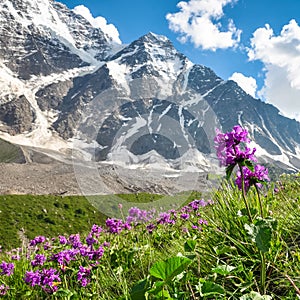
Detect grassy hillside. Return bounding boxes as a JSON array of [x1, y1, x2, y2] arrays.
[[0, 174, 298, 299], [0, 191, 202, 249]]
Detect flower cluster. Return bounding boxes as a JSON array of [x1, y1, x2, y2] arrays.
[[215, 125, 269, 192], [214, 125, 256, 167], [0, 198, 213, 296], [236, 165, 270, 192], [77, 266, 91, 287], [126, 207, 156, 224], [0, 284, 9, 296], [29, 236, 46, 246], [31, 254, 47, 267], [25, 268, 61, 293], [0, 261, 14, 276], [105, 218, 132, 234]]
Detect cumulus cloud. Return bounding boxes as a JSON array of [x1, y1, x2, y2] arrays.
[[73, 5, 121, 44], [166, 0, 241, 51], [248, 19, 300, 121], [229, 72, 257, 98]]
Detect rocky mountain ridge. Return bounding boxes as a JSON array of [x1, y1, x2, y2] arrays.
[[0, 0, 299, 175]]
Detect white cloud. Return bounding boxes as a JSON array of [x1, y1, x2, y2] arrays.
[[229, 72, 257, 98], [73, 5, 121, 44], [248, 20, 300, 121], [166, 0, 241, 51]]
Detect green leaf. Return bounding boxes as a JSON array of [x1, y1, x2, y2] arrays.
[[245, 217, 277, 253], [240, 291, 272, 300], [150, 256, 191, 282], [226, 164, 235, 180], [211, 264, 236, 276], [197, 279, 225, 297], [156, 289, 174, 299], [244, 160, 254, 172], [184, 240, 197, 252], [148, 281, 164, 295], [130, 278, 148, 300]]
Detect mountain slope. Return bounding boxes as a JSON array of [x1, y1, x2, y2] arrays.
[[0, 0, 299, 172]]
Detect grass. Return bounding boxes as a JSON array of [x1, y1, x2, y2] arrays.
[[0, 191, 202, 250], [0, 139, 24, 163], [0, 174, 299, 299]]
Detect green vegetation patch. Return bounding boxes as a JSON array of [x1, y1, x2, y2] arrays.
[[0, 139, 25, 163], [0, 194, 106, 249]]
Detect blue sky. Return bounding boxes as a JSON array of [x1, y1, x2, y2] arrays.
[[57, 0, 300, 121]]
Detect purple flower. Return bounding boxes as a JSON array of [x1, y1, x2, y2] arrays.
[[77, 266, 91, 287], [41, 268, 60, 285], [31, 254, 47, 267], [106, 218, 131, 234], [0, 284, 9, 296], [87, 246, 104, 261], [198, 219, 208, 225], [157, 212, 175, 225], [126, 207, 155, 224], [86, 235, 98, 246], [40, 268, 61, 293], [25, 268, 61, 293], [79, 245, 104, 261], [58, 236, 68, 245], [235, 165, 270, 192], [180, 213, 190, 220], [214, 126, 256, 167], [0, 261, 14, 276], [11, 255, 20, 261], [146, 223, 156, 233], [43, 242, 52, 251], [52, 249, 78, 266], [24, 270, 41, 287], [188, 199, 209, 211], [182, 227, 189, 233], [90, 224, 103, 236], [68, 234, 82, 248], [103, 241, 110, 248], [29, 236, 46, 246]]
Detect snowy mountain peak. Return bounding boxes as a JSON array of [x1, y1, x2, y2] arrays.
[[107, 32, 190, 89], [0, 0, 299, 174], [0, 0, 116, 79]]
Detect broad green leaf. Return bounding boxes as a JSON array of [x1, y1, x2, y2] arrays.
[[197, 279, 225, 297], [130, 278, 148, 300], [150, 256, 191, 281], [211, 264, 236, 276], [245, 217, 277, 253], [255, 226, 272, 253], [184, 240, 197, 252]]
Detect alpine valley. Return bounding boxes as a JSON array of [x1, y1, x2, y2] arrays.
[[0, 0, 299, 194]]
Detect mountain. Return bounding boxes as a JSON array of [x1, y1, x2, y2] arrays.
[[0, 0, 299, 174]]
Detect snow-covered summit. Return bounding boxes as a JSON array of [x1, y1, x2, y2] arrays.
[[0, 0, 299, 173], [0, 0, 116, 77]]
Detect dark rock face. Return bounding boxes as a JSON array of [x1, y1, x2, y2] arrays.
[[0, 96, 35, 134], [0, 0, 299, 171]]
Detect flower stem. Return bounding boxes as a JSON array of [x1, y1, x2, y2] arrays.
[[260, 251, 266, 295], [239, 165, 253, 223], [254, 184, 264, 218]]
